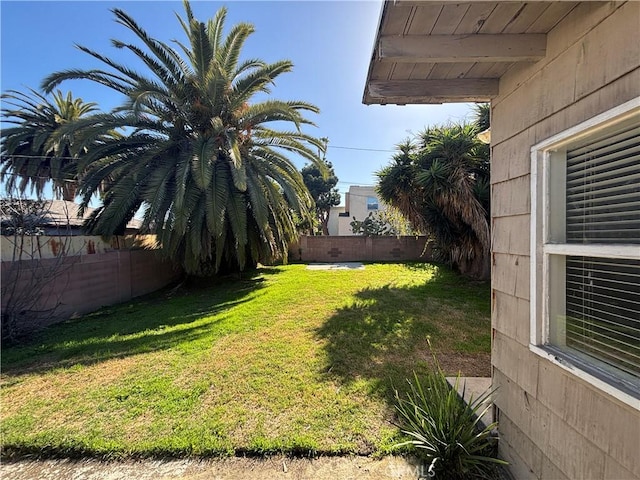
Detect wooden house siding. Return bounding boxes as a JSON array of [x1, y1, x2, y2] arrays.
[[490, 2, 640, 478]]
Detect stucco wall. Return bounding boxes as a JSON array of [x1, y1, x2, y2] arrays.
[[347, 186, 383, 215], [342, 186, 388, 234], [289, 235, 431, 263], [490, 2, 639, 479], [327, 206, 345, 236], [336, 213, 354, 236]]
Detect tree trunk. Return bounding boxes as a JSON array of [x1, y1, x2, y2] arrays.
[[61, 182, 77, 201], [458, 250, 490, 280], [321, 219, 329, 236]]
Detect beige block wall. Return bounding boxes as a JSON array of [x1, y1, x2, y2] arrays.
[[290, 235, 431, 263], [490, 2, 640, 479], [1, 248, 180, 333]]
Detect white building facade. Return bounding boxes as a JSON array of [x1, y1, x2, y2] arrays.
[[327, 185, 387, 236]]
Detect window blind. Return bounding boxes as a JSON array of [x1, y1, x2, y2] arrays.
[[563, 117, 640, 380], [565, 256, 640, 378], [566, 124, 640, 244]]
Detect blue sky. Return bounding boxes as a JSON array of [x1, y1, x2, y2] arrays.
[[1, 1, 476, 204]]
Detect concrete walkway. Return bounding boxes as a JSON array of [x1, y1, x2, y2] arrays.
[[446, 376, 494, 428], [0, 455, 422, 480], [305, 262, 365, 270]]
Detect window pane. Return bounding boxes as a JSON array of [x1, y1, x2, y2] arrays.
[[366, 196, 378, 210], [565, 256, 640, 378]]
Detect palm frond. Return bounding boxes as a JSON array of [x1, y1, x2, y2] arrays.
[[218, 22, 254, 74], [206, 7, 226, 55]]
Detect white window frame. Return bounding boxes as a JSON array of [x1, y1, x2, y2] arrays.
[[530, 97, 640, 410]]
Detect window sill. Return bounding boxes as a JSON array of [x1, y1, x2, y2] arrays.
[[529, 344, 640, 410]]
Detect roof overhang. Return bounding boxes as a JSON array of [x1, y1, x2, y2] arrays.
[[363, 1, 580, 105]]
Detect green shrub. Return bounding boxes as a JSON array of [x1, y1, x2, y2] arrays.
[[394, 360, 506, 479]]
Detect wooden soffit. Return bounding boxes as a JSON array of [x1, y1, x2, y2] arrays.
[[363, 1, 580, 105]]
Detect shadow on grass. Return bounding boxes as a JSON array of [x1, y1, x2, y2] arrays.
[[316, 265, 491, 404], [1, 269, 275, 376]]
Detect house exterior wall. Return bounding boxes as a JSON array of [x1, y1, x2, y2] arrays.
[[327, 206, 345, 236], [490, 2, 639, 479], [1, 234, 158, 260], [345, 186, 385, 222], [336, 213, 354, 236]]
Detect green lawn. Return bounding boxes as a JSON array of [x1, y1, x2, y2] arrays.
[[1, 262, 491, 458]]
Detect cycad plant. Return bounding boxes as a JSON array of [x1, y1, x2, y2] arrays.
[[41, 1, 325, 274], [394, 361, 506, 480]]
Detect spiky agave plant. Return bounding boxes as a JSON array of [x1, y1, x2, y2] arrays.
[[394, 351, 506, 479]]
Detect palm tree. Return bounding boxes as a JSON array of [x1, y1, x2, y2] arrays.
[[41, 2, 325, 275], [473, 103, 490, 132], [377, 123, 490, 279], [376, 139, 429, 234], [1, 89, 99, 200]]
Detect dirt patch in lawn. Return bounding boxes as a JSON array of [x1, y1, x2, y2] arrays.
[[434, 351, 491, 377], [382, 351, 491, 379]]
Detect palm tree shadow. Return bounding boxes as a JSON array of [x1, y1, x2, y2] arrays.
[[1, 269, 270, 376]]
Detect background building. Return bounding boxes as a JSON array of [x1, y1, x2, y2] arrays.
[[328, 185, 387, 235]]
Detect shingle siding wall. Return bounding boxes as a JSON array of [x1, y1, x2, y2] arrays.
[[490, 2, 640, 478]]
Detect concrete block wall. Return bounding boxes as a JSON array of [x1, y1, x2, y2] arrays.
[[2, 243, 180, 332], [490, 2, 640, 478], [290, 235, 431, 263]]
